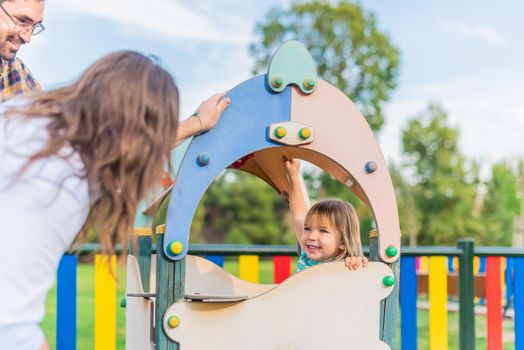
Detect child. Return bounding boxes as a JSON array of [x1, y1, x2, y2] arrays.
[[284, 158, 368, 271], [0, 51, 231, 350]]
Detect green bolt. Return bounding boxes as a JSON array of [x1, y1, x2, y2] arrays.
[[385, 245, 398, 258], [271, 76, 283, 88], [383, 275, 395, 287], [120, 298, 126, 308]]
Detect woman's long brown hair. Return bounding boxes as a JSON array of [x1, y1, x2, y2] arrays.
[[9, 51, 179, 256]]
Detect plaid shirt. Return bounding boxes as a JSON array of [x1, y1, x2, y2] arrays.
[[0, 58, 41, 102]]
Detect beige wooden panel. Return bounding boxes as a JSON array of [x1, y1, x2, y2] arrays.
[[291, 81, 401, 263], [164, 262, 393, 350], [125, 256, 153, 350], [185, 255, 275, 297]]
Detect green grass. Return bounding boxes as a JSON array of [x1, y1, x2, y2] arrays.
[[415, 305, 515, 349], [42, 259, 516, 349]]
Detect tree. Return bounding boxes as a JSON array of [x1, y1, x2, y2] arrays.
[[196, 171, 295, 245], [389, 164, 419, 246], [480, 162, 520, 245], [250, 0, 400, 132], [401, 103, 481, 245]]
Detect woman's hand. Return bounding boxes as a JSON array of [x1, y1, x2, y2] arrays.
[[193, 92, 231, 132], [344, 256, 368, 270], [174, 92, 231, 146]]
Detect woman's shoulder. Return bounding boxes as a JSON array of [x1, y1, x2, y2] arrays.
[[0, 98, 48, 146]]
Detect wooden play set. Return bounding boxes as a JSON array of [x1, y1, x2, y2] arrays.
[[126, 41, 401, 349]]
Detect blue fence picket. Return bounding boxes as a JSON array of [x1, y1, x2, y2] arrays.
[[447, 256, 454, 272], [205, 255, 224, 268], [400, 256, 417, 350], [515, 257, 524, 350], [57, 254, 77, 350]]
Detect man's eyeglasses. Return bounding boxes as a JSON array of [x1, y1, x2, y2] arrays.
[[0, 3, 44, 36]]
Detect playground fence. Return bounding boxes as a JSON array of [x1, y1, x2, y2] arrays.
[[55, 239, 524, 350]]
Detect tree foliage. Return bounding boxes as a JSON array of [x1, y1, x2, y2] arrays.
[[401, 103, 481, 245], [250, 0, 400, 132], [195, 171, 295, 245], [480, 162, 521, 245]]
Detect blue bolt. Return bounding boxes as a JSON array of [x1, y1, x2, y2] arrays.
[[197, 153, 210, 166]]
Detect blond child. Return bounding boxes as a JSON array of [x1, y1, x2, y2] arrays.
[[284, 159, 368, 271]]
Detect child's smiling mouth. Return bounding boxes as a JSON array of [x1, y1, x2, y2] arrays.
[[306, 244, 320, 252]]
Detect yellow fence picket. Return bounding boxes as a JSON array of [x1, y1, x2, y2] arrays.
[[239, 255, 259, 283], [95, 254, 116, 350]]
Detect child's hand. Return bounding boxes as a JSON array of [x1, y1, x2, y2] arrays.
[[284, 158, 301, 179], [344, 256, 368, 270], [193, 92, 231, 132]]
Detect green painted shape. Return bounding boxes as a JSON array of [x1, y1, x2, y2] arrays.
[[120, 298, 126, 308], [155, 233, 185, 349], [267, 40, 317, 94]]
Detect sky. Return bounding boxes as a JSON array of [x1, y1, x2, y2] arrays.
[[24, 0, 524, 173]]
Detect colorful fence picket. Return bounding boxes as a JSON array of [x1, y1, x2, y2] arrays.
[[55, 245, 524, 349], [57, 255, 77, 350], [94, 254, 116, 350], [429, 256, 448, 350]]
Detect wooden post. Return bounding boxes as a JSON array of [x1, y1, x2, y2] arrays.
[[155, 225, 185, 350], [134, 228, 153, 292], [369, 229, 399, 349], [457, 238, 475, 350]]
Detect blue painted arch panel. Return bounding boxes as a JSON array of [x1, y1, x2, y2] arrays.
[[164, 75, 292, 259]]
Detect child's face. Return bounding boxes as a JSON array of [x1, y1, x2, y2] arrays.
[[300, 217, 344, 263]]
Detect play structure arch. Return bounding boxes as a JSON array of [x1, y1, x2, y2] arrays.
[[164, 73, 399, 265]]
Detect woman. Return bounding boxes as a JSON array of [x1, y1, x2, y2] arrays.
[[0, 51, 231, 350]]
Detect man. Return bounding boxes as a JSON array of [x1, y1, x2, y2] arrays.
[[0, 0, 44, 101]]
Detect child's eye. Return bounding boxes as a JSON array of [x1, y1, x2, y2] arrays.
[[320, 229, 330, 234], [303, 227, 311, 232]]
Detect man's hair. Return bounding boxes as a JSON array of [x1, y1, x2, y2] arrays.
[[8, 51, 180, 257]]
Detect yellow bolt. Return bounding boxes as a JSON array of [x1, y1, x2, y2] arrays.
[[271, 76, 283, 88], [167, 316, 180, 328], [274, 126, 287, 139], [303, 78, 316, 90], [298, 127, 311, 140], [168, 241, 184, 255]]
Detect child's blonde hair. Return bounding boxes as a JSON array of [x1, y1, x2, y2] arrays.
[[304, 199, 363, 260]]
